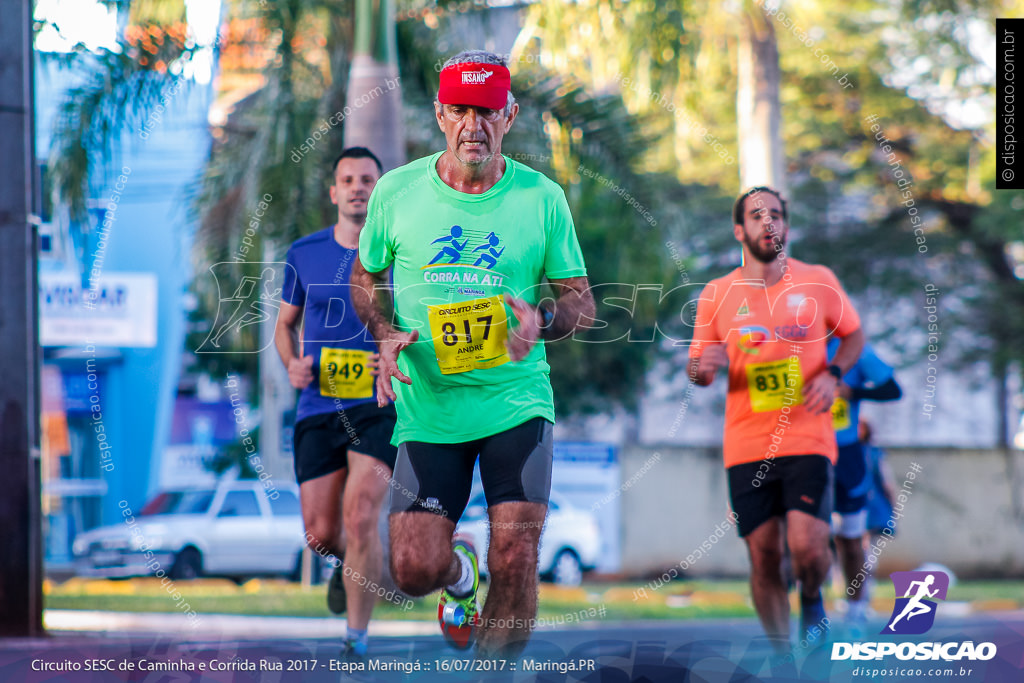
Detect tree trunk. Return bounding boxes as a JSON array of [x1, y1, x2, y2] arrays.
[[737, 4, 784, 192], [343, 0, 405, 171]]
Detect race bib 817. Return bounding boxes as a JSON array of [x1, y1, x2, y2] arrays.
[[427, 295, 510, 375]]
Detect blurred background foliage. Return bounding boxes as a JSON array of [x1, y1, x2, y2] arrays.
[[45, 0, 1023, 429]]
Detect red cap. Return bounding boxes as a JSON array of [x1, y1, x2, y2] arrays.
[[438, 62, 511, 110]]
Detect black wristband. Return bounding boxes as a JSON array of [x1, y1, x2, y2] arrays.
[[828, 364, 843, 380]]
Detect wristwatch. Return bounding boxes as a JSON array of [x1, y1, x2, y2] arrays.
[[828, 364, 843, 380], [538, 304, 554, 328]]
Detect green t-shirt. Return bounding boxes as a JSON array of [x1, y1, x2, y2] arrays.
[[359, 152, 588, 444]]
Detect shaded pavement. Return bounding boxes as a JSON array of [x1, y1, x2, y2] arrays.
[[3, 607, 1024, 682]]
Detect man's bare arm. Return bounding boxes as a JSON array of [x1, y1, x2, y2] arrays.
[[688, 345, 728, 387], [505, 276, 595, 362], [803, 327, 865, 414], [541, 276, 596, 339], [274, 301, 314, 389], [350, 259, 396, 342], [350, 259, 417, 405], [274, 301, 302, 365], [830, 327, 865, 377]]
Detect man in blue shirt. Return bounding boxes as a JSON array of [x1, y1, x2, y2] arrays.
[[274, 147, 397, 657], [827, 337, 901, 629]]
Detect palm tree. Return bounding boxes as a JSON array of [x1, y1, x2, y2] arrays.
[[518, 0, 783, 190], [343, 0, 404, 169], [736, 2, 783, 190]]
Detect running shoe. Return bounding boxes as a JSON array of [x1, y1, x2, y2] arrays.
[[437, 540, 480, 650], [800, 591, 830, 647], [327, 556, 347, 615], [341, 636, 367, 659], [844, 599, 868, 640]]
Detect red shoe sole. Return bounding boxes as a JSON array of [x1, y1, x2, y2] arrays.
[[438, 599, 479, 650]]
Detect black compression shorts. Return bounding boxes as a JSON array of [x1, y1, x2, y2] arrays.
[[388, 417, 553, 521]]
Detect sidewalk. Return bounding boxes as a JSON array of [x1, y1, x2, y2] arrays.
[[42, 610, 435, 639]]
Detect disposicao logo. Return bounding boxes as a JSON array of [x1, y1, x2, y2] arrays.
[[883, 570, 948, 635], [831, 570, 997, 663]]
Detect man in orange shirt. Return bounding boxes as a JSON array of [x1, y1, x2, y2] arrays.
[[689, 186, 864, 656]]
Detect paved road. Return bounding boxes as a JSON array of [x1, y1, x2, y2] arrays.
[[2, 611, 1023, 682]]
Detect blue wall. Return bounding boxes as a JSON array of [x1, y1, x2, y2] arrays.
[[36, 57, 212, 547]]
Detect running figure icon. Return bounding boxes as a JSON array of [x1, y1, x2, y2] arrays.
[[887, 574, 939, 632], [209, 267, 281, 348], [429, 225, 469, 265], [471, 232, 505, 269]]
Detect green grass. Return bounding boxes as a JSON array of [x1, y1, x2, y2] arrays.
[[45, 577, 1024, 622], [923, 580, 1024, 603], [44, 577, 759, 621], [836, 578, 1024, 604], [44, 578, 432, 619]]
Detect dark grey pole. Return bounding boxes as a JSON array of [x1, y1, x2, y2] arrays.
[[0, 0, 43, 637]]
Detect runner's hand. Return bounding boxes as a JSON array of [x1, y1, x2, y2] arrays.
[[695, 344, 729, 382], [838, 382, 853, 400], [376, 331, 418, 406], [804, 372, 839, 415], [365, 352, 380, 376], [287, 355, 314, 389], [505, 297, 541, 362]]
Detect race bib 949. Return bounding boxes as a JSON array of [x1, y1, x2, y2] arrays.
[[427, 295, 510, 375], [319, 348, 373, 399]]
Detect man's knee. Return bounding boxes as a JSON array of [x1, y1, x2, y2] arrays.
[[747, 540, 783, 574], [790, 537, 831, 569], [389, 543, 448, 596], [304, 517, 340, 553], [343, 490, 384, 548]]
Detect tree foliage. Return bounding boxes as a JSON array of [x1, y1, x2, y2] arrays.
[[521, 0, 1023, 390], [46, 0, 1024, 423], [46, 22, 197, 222]]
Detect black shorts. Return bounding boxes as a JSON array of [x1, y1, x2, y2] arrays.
[[834, 441, 871, 514], [388, 417, 553, 521], [292, 403, 398, 485], [727, 454, 834, 537]]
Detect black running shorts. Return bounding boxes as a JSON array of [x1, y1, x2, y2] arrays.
[[727, 454, 834, 537], [292, 402, 398, 485], [388, 417, 553, 521]]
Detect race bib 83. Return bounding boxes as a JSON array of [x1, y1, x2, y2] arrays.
[[746, 357, 804, 413]]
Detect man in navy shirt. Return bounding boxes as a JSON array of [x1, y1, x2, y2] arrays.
[[274, 147, 397, 657], [827, 337, 901, 631]]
